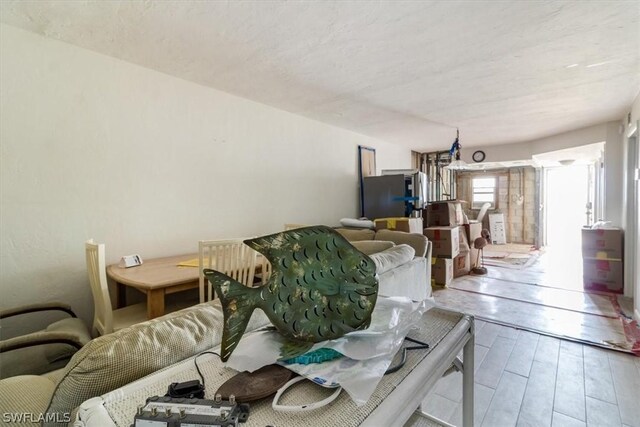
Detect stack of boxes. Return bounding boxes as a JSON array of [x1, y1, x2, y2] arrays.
[[423, 201, 469, 287], [581, 228, 624, 293], [425, 226, 459, 287]]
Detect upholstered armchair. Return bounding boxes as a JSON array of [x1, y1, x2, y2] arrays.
[[0, 302, 91, 379]]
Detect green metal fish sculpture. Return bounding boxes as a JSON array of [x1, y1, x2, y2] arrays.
[[204, 225, 378, 361]]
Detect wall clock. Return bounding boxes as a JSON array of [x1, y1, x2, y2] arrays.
[[472, 150, 486, 163]]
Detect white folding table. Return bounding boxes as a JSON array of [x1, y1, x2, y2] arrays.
[[75, 307, 474, 427]]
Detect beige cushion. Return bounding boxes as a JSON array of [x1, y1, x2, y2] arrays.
[[335, 228, 376, 241], [374, 229, 428, 257], [1, 343, 73, 381], [0, 375, 56, 419], [45, 302, 226, 417], [42, 368, 66, 384], [44, 318, 92, 362], [370, 244, 416, 275], [350, 240, 395, 255]]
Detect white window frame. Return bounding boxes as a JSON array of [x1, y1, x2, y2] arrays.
[[472, 176, 497, 209]]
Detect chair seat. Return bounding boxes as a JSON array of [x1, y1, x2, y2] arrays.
[[112, 303, 148, 332]]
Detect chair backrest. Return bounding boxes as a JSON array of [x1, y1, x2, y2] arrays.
[[198, 239, 257, 302], [85, 240, 113, 336], [257, 252, 272, 285]]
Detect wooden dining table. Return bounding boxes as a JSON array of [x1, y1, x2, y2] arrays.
[[106, 253, 201, 319]]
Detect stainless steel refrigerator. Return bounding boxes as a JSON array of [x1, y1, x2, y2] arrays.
[[362, 170, 427, 220]]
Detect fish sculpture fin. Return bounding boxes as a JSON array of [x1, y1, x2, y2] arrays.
[[243, 225, 330, 266], [203, 269, 259, 362], [339, 282, 377, 295], [277, 339, 314, 361]]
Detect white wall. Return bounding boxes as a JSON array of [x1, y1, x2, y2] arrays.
[[461, 121, 625, 227], [0, 25, 410, 331]]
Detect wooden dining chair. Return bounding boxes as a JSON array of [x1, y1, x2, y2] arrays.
[[198, 239, 258, 303], [85, 239, 147, 336]]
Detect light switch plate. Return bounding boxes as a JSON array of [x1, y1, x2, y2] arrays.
[[119, 254, 143, 268]]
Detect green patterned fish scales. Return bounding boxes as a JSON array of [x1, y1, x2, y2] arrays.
[[204, 225, 378, 361]]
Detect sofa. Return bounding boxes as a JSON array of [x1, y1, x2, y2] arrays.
[[335, 228, 433, 301], [0, 301, 270, 427]]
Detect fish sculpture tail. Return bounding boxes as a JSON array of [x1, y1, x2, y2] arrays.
[[203, 268, 260, 361]]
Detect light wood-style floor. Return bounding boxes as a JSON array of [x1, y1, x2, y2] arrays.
[[421, 319, 640, 427]]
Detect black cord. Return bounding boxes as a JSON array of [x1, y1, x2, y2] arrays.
[[405, 336, 430, 348], [384, 336, 430, 375], [194, 351, 221, 390], [385, 348, 408, 375]]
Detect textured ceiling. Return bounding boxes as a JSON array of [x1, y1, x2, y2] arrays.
[[1, 1, 639, 151]]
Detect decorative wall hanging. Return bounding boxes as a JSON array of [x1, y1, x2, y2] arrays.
[[204, 226, 379, 361], [358, 146, 377, 216]]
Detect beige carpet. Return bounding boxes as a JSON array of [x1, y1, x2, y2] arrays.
[[482, 244, 540, 269], [484, 243, 538, 254]]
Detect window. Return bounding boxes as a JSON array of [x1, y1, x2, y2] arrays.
[[472, 177, 496, 209]]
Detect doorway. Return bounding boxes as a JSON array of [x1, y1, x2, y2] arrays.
[[625, 124, 639, 315], [545, 164, 592, 247], [542, 163, 595, 290]]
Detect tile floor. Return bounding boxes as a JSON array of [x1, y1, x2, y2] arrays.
[[421, 319, 640, 427]]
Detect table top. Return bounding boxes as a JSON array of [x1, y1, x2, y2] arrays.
[[80, 307, 473, 427], [107, 253, 200, 290]]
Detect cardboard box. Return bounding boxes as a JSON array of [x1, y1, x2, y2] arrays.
[[581, 228, 623, 260], [582, 258, 623, 294], [374, 217, 423, 234], [424, 201, 463, 227], [424, 226, 460, 258], [431, 257, 453, 287], [453, 251, 471, 277]]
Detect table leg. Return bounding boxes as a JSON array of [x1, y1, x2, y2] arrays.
[[115, 283, 127, 309], [463, 325, 475, 427], [147, 289, 165, 319]]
